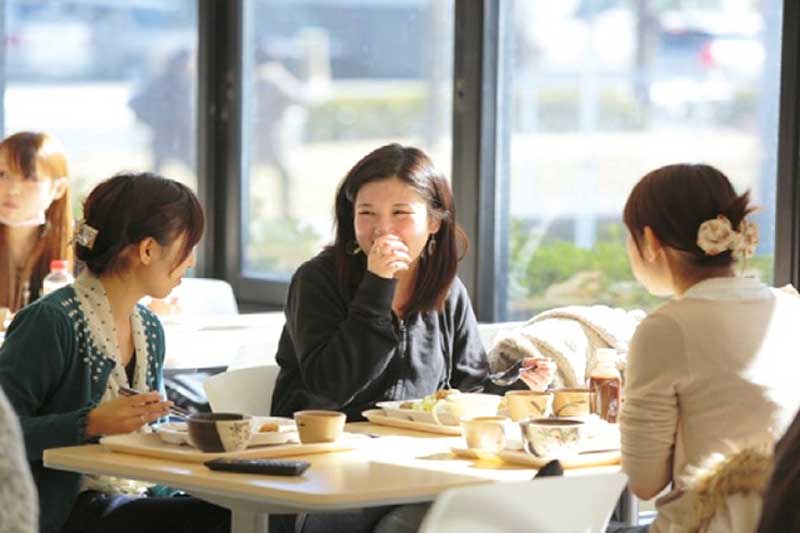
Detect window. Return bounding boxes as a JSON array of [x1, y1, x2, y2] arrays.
[[4, 0, 198, 206], [241, 0, 454, 281], [499, 0, 782, 319]]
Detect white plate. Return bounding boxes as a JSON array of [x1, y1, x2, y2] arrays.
[[154, 417, 298, 448], [154, 422, 189, 445], [375, 401, 415, 421], [375, 400, 459, 426]]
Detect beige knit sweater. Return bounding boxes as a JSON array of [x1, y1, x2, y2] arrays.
[[619, 277, 800, 532]]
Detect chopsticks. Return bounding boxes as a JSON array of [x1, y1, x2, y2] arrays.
[[118, 385, 192, 419]]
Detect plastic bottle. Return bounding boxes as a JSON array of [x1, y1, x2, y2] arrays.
[[589, 348, 622, 423], [41, 260, 74, 296]]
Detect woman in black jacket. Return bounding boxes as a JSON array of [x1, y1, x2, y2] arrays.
[[270, 143, 553, 533]]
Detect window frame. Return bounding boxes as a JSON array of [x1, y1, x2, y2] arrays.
[[195, 0, 800, 315]]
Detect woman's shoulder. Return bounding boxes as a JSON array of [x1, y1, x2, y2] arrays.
[[445, 276, 469, 301], [6, 287, 76, 333], [135, 304, 163, 333], [25, 286, 77, 317], [440, 276, 476, 318], [297, 248, 336, 273], [291, 248, 339, 287]]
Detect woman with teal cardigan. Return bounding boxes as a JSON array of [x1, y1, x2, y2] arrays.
[[0, 172, 229, 533]]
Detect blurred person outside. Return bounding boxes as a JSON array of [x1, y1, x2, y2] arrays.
[[129, 49, 195, 175], [252, 31, 330, 220]]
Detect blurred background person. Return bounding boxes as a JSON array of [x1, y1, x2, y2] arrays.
[[0, 131, 71, 312], [129, 49, 195, 176], [252, 39, 329, 220]]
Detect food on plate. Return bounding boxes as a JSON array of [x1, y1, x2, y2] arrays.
[[400, 389, 461, 412], [258, 422, 280, 433]]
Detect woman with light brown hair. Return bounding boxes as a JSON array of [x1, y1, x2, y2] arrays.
[[0, 131, 72, 311]]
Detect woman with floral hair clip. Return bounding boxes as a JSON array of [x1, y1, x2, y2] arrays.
[[617, 163, 800, 532]]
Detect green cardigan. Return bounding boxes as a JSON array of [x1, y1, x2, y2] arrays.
[[0, 285, 165, 533]]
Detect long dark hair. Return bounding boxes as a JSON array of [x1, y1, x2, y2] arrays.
[[76, 172, 204, 275], [330, 143, 467, 315], [623, 163, 755, 267]]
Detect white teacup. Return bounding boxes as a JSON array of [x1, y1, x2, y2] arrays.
[[460, 415, 510, 451], [432, 393, 502, 425]]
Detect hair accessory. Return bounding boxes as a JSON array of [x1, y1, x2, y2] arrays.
[[75, 220, 99, 250], [697, 215, 759, 258]]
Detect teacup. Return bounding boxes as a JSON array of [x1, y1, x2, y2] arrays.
[[460, 415, 509, 452], [520, 417, 585, 458], [505, 390, 554, 421], [294, 410, 346, 443], [432, 393, 502, 425], [552, 388, 592, 418], [186, 413, 253, 453]]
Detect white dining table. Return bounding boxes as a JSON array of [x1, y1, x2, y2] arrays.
[[43, 422, 623, 533]]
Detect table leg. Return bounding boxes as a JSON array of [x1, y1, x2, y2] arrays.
[[231, 509, 269, 533], [619, 487, 639, 526]]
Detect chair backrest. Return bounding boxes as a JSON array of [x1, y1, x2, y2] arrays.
[[171, 277, 238, 316], [419, 472, 628, 533], [203, 365, 279, 416]]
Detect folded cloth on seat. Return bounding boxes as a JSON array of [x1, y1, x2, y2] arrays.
[[487, 305, 645, 387]]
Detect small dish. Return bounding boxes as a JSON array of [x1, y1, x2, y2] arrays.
[[154, 422, 190, 445], [155, 417, 297, 448], [376, 400, 459, 425], [375, 401, 416, 421]]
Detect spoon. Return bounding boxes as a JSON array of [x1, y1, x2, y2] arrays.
[[488, 360, 526, 387]]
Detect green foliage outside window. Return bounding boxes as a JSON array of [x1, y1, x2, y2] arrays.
[[507, 216, 773, 319]]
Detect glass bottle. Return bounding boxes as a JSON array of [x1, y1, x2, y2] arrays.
[[589, 348, 622, 423]]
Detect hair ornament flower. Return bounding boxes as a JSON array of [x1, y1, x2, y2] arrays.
[[696, 215, 759, 258], [75, 220, 99, 250]]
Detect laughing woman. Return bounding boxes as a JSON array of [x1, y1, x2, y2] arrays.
[[0, 173, 229, 533], [271, 143, 554, 533]]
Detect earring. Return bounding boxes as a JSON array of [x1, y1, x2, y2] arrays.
[[427, 236, 436, 256], [346, 240, 362, 255]]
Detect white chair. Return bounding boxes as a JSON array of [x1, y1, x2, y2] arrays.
[[203, 365, 279, 416], [419, 472, 628, 533]]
